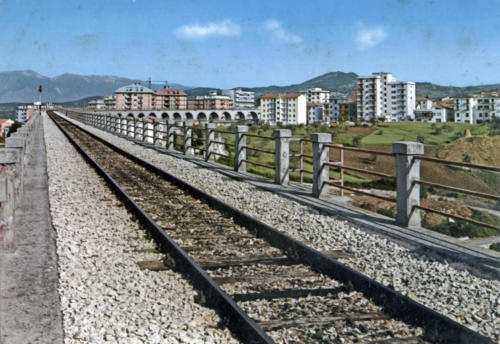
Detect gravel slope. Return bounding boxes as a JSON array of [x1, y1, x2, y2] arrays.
[[44, 114, 239, 344], [59, 113, 500, 342]]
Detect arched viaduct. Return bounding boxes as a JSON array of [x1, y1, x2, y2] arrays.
[[93, 109, 260, 122]]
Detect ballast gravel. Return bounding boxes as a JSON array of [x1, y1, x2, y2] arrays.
[[60, 113, 500, 342], [44, 114, 239, 344]]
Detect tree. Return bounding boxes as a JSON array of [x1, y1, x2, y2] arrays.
[[7, 121, 22, 137]]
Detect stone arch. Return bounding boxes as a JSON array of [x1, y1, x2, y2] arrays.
[[173, 112, 182, 121], [249, 112, 258, 121], [117, 113, 123, 117], [185, 112, 194, 120], [197, 112, 207, 122], [236, 112, 245, 120], [209, 112, 219, 121], [222, 112, 231, 120], [127, 113, 134, 118], [161, 112, 169, 120], [147, 113, 157, 121]]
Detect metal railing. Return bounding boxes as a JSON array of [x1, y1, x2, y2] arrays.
[[64, 110, 500, 235]]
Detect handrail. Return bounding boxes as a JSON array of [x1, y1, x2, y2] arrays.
[[246, 146, 275, 155], [244, 133, 274, 140], [325, 181, 396, 202], [326, 162, 396, 179], [244, 159, 275, 170], [416, 180, 500, 201], [416, 155, 500, 172], [326, 145, 394, 157], [415, 205, 500, 232]]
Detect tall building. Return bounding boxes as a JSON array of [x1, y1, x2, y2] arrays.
[[454, 92, 500, 124], [306, 87, 330, 104], [222, 88, 255, 108], [357, 72, 415, 122], [259, 93, 307, 124], [115, 83, 154, 110], [154, 87, 187, 110], [329, 90, 357, 122], [16, 105, 36, 123], [187, 91, 233, 110]]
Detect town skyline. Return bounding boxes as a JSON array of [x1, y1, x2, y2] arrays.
[[1, 0, 500, 88]]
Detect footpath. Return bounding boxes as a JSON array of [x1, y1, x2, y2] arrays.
[[0, 116, 63, 344]]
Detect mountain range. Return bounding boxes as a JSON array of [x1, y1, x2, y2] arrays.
[[2, 70, 500, 105]]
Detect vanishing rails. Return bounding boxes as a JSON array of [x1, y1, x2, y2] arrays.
[[48, 111, 492, 344]]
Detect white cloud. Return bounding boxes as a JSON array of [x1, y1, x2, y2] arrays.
[[264, 19, 302, 44], [355, 23, 387, 50], [175, 20, 241, 39]]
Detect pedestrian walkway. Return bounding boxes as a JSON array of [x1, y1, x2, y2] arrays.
[[0, 119, 63, 344]]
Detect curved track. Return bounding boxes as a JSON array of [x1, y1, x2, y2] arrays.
[[48, 111, 493, 344]]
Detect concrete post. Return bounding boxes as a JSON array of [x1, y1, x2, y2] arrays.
[[273, 129, 291, 185], [311, 133, 332, 198], [234, 125, 248, 172], [205, 123, 216, 161], [183, 121, 193, 154], [166, 121, 175, 150], [393, 141, 424, 227]]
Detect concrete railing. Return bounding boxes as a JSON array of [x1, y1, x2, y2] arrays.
[[63, 111, 449, 229], [0, 112, 42, 249]]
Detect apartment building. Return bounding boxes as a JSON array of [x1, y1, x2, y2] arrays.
[[329, 90, 357, 122], [454, 92, 500, 124], [16, 104, 36, 123], [154, 87, 187, 110], [306, 87, 330, 104], [260, 93, 307, 125], [357, 72, 415, 122], [187, 91, 233, 110], [115, 83, 154, 110], [222, 88, 255, 108], [414, 97, 452, 123], [307, 103, 326, 124]]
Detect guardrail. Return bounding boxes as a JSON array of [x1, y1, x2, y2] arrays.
[[0, 111, 42, 250], [64, 111, 500, 233]]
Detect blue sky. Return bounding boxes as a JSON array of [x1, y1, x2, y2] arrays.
[[1, 0, 499, 88]]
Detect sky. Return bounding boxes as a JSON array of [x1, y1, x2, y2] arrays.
[[1, 0, 500, 88]]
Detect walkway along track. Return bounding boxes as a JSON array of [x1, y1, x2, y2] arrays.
[[48, 111, 493, 344]]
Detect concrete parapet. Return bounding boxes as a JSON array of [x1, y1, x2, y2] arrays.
[[234, 125, 248, 172], [274, 129, 291, 185], [0, 112, 41, 250], [393, 141, 424, 227], [311, 133, 332, 198]]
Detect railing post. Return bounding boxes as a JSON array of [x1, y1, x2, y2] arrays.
[[234, 125, 248, 172], [166, 120, 175, 150], [205, 123, 216, 161], [183, 121, 193, 154], [273, 129, 291, 185], [311, 133, 331, 198], [393, 141, 424, 227]]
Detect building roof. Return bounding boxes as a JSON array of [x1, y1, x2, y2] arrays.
[[473, 91, 500, 98], [155, 87, 187, 96], [115, 83, 154, 94], [261, 93, 303, 99], [0, 119, 14, 125]]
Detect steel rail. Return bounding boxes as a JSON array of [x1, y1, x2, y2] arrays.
[[245, 146, 275, 155], [416, 155, 500, 172], [328, 145, 395, 157], [416, 180, 500, 201], [244, 159, 275, 170], [243, 133, 274, 140], [49, 113, 274, 344], [49, 111, 495, 344]]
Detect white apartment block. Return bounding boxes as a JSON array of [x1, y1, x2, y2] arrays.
[[259, 93, 307, 125], [222, 88, 255, 108], [329, 97, 345, 122], [454, 92, 500, 124], [306, 87, 330, 104], [414, 98, 450, 123], [357, 72, 416, 122], [307, 103, 325, 124]]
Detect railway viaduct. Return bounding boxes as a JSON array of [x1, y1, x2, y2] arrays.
[[86, 108, 260, 122]]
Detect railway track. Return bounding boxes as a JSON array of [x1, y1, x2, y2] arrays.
[[48, 111, 492, 344]]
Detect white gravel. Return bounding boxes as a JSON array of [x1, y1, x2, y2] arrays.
[[44, 114, 239, 344], [60, 113, 500, 342]]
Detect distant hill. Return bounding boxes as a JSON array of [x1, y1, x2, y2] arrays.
[[1, 69, 500, 105], [0, 70, 191, 103]]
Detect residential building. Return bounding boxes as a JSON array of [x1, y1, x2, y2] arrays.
[[0, 119, 14, 137], [154, 87, 187, 110], [115, 83, 154, 110], [259, 93, 307, 125], [454, 92, 500, 124], [103, 94, 116, 109], [307, 102, 325, 124], [88, 99, 106, 110], [187, 91, 233, 110], [329, 90, 357, 122], [16, 104, 37, 123], [222, 88, 255, 108], [357, 72, 416, 122], [414, 97, 451, 123], [306, 87, 330, 104]]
